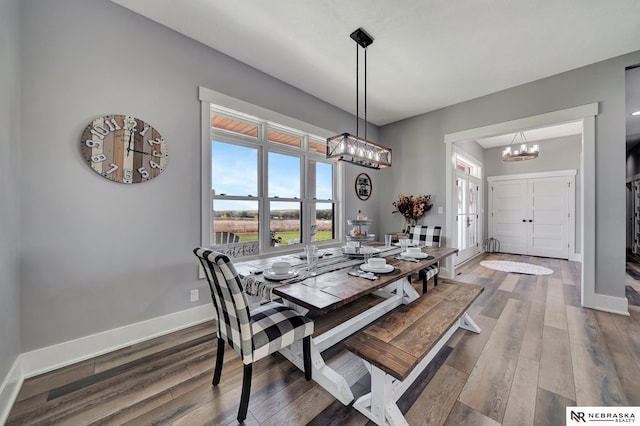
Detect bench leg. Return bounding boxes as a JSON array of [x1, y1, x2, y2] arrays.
[[460, 312, 481, 333], [353, 365, 409, 426]]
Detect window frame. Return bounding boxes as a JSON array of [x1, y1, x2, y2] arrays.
[[200, 87, 343, 260]]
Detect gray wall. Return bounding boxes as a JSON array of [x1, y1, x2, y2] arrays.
[[0, 0, 22, 385], [483, 135, 582, 178], [377, 111, 450, 234], [19, 0, 378, 351], [380, 50, 640, 298]]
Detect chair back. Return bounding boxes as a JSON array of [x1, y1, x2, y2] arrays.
[[407, 225, 442, 247], [193, 248, 253, 359], [214, 231, 240, 245]]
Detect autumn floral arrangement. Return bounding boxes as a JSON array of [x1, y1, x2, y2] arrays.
[[392, 193, 433, 230]]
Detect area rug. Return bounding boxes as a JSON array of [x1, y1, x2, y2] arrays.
[[480, 260, 553, 275]]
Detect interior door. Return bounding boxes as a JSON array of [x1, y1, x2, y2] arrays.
[[490, 180, 528, 255], [455, 172, 481, 264], [527, 177, 569, 258]]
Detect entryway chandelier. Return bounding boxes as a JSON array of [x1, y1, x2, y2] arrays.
[[502, 131, 540, 162], [326, 28, 392, 169]]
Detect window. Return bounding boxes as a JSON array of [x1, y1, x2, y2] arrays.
[[204, 105, 340, 258], [454, 152, 482, 179]]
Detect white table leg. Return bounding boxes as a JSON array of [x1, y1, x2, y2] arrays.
[[278, 337, 354, 405], [399, 277, 420, 304]]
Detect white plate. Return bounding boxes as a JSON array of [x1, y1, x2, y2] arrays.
[[401, 251, 430, 259], [264, 270, 299, 281], [394, 241, 417, 247], [360, 264, 395, 273]]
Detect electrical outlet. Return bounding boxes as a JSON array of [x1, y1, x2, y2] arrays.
[[190, 289, 199, 302]]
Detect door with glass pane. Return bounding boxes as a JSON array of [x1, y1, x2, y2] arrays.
[[455, 171, 481, 265]]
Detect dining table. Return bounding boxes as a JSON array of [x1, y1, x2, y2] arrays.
[[234, 243, 458, 405]]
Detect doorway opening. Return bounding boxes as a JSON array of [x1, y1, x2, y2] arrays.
[[444, 103, 598, 309]]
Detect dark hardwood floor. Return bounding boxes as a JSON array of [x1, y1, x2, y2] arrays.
[[7, 253, 640, 425]]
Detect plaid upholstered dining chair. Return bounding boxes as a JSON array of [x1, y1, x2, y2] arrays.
[[193, 248, 314, 423], [406, 225, 442, 294]]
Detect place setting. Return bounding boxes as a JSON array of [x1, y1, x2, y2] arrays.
[[347, 257, 398, 280], [264, 261, 299, 281], [393, 239, 418, 248], [395, 246, 434, 262]]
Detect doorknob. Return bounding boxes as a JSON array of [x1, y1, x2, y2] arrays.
[[522, 219, 526, 222], [529, 219, 533, 222]]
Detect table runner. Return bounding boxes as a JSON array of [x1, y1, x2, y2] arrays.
[[243, 246, 401, 302]]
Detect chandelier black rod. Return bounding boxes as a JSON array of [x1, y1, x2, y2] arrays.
[[364, 47, 367, 140], [356, 43, 359, 137]]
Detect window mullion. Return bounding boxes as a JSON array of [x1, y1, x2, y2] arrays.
[[302, 154, 309, 244], [260, 143, 269, 252]]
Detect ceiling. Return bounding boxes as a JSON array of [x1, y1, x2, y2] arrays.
[[475, 121, 583, 149], [111, 0, 640, 141]]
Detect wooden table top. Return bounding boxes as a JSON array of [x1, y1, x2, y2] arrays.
[[239, 246, 458, 314]]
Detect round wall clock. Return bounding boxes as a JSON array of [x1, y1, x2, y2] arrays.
[[80, 114, 168, 184]]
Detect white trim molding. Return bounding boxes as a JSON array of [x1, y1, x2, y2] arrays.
[[487, 169, 577, 182], [0, 357, 23, 425], [21, 304, 214, 379], [1, 305, 214, 423], [593, 293, 630, 316]]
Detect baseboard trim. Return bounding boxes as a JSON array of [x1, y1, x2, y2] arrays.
[[21, 304, 214, 379], [0, 356, 23, 425], [593, 293, 629, 316], [569, 252, 582, 262]]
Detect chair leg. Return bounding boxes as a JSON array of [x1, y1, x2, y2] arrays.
[[303, 336, 312, 381], [212, 337, 225, 386], [238, 363, 252, 423], [420, 270, 427, 294]]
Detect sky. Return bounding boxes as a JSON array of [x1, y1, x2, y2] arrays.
[[212, 141, 333, 211]]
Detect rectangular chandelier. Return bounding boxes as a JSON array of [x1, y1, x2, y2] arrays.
[[326, 132, 392, 169]]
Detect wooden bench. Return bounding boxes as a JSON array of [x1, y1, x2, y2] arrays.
[[344, 279, 483, 425]]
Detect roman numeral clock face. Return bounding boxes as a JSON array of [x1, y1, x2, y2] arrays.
[[80, 115, 168, 184]]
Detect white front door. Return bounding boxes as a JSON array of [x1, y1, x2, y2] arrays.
[[455, 172, 481, 265], [489, 175, 572, 259]]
